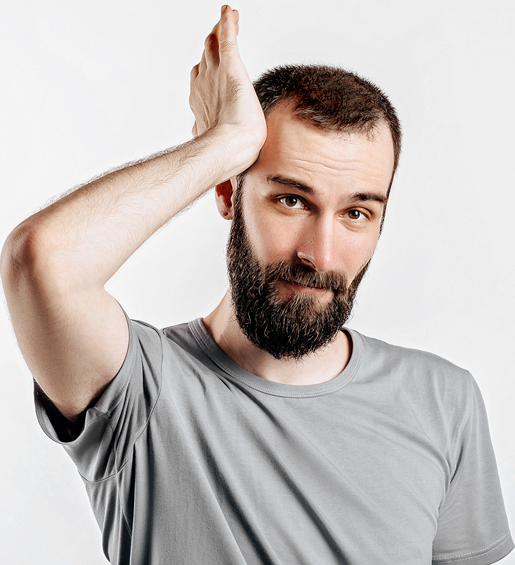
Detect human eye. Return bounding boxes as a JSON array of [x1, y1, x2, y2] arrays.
[[347, 209, 366, 221], [278, 195, 306, 209]]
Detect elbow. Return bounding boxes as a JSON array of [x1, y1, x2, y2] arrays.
[[1, 222, 56, 290]]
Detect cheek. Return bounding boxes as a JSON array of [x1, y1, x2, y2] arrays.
[[245, 213, 300, 261], [335, 231, 379, 272]]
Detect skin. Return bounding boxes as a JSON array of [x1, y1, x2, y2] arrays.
[[204, 105, 395, 386], [0, 4, 394, 418], [0, 6, 263, 420]]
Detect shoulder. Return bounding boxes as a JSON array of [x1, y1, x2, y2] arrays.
[[128, 316, 186, 357], [351, 328, 470, 374], [348, 328, 478, 412]]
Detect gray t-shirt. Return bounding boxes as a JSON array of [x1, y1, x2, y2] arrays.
[[35, 311, 514, 564]]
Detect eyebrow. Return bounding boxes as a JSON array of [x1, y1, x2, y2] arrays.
[[267, 174, 388, 206]]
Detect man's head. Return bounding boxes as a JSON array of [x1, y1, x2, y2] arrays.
[[253, 64, 401, 191], [216, 64, 400, 359]]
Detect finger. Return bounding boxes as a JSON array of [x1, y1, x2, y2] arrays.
[[232, 8, 240, 29], [233, 9, 239, 36], [199, 49, 208, 71], [192, 122, 198, 137], [190, 63, 200, 83], [221, 6, 239, 33], [203, 32, 219, 66], [218, 6, 239, 56]]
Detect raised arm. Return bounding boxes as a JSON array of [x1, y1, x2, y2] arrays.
[[0, 5, 266, 421]]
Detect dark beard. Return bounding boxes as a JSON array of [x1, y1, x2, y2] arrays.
[[227, 175, 370, 360]]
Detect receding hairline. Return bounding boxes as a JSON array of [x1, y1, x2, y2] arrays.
[[253, 63, 402, 176], [264, 97, 393, 146]]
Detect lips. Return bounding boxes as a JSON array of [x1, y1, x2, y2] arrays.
[[278, 279, 333, 296], [263, 261, 347, 296]]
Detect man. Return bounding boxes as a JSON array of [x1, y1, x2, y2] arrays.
[[1, 5, 512, 564]]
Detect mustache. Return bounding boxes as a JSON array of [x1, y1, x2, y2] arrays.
[[263, 261, 348, 294]]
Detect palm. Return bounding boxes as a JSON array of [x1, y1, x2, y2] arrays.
[[189, 6, 267, 169]]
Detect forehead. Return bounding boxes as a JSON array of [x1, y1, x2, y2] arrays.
[[248, 104, 395, 198]]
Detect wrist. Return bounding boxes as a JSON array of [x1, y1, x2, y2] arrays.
[[203, 123, 266, 181]]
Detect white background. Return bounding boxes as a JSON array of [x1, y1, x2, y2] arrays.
[[1, 0, 514, 563]]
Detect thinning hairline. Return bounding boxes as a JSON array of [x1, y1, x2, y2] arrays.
[[263, 99, 385, 139], [262, 103, 396, 180]]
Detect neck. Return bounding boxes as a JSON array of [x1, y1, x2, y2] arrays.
[[202, 291, 352, 386]]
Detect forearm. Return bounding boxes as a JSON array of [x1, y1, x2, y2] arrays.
[[0, 5, 264, 421], [3, 5, 265, 292], [5, 127, 240, 289]]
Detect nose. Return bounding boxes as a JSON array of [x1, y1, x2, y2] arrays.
[[296, 215, 337, 272]]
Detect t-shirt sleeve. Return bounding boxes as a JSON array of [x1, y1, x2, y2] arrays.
[[432, 374, 514, 564], [34, 307, 163, 483]]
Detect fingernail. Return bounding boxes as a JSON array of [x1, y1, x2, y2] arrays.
[[221, 5, 229, 13]]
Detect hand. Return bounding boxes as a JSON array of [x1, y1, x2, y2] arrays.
[[189, 6, 267, 174]]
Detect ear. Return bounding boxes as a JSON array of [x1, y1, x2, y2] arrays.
[[215, 178, 237, 220]]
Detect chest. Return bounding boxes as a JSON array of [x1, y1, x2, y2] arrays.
[[134, 376, 451, 562]]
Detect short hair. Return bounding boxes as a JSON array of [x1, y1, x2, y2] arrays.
[[253, 64, 402, 185]]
